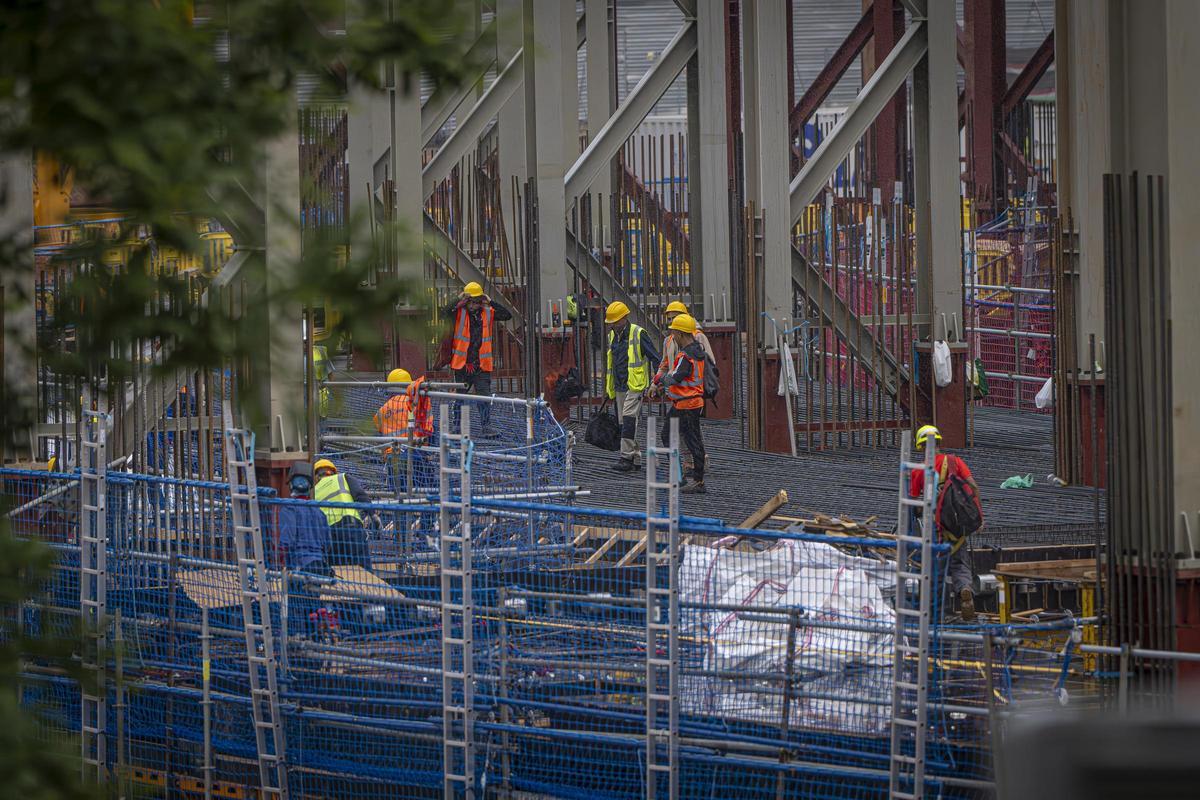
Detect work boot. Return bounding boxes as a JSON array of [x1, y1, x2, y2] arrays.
[[611, 458, 636, 473], [681, 480, 706, 494], [959, 588, 976, 622]]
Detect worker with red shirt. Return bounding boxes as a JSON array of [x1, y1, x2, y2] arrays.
[[910, 424, 981, 621]]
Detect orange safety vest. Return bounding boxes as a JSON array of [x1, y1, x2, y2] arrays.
[[449, 305, 495, 372], [666, 351, 705, 410], [373, 377, 434, 446]]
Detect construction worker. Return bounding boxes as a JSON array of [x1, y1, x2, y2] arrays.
[[605, 300, 659, 472], [653, 314, 707, 494], [278, 462, 332, 575], [279, 462, 332, 638], [373, 368, 435, 496], [313, 344, 332, 418], [654, 300, 714, 383], [910, 424, 981, 621], [653, 300, 714, 474], [313, 459, 374, 569], [444, 281, 512, 434]]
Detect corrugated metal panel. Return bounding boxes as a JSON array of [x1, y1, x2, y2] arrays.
[[793, 0, 865, 108]]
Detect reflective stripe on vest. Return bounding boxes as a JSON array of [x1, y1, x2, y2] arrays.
[[313, 473, 361, 525], [449, 305, 495, 372], [605, 324, 649, 397], [666, 351, 705, 410]]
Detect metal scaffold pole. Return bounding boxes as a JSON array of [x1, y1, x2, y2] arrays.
[[440, 403, 476, 798], [224, 427, 289, 800], [889, 430, 937, 799], [79, 411, 110, 784], [645, 416, 680, 800]]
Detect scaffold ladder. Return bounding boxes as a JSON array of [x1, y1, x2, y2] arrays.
[[645, 417, 681, 800], [440, 404, 476, 799], [224, 428, 289, 800], [889, 431, 938, 799], [80, 411, 110, 784]]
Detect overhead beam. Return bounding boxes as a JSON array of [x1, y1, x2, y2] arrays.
[[421, 49, 523, 198], [1002, 30, 1055, 117], [564, 21, 697, 201], [420, 20, 498, 145], [789, 21, 927, 224], [789, 5, 874, 147]]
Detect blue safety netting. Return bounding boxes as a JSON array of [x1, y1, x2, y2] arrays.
[[5, 455, 1119, 799]]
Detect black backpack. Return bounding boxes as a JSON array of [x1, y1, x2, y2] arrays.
[[585, 399, 621, 451], [554, 367, 585, 402], [936, 456, 983, 547], [702, 356, 720, 401]]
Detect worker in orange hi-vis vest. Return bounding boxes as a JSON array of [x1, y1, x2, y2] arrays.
[[443, 281, 512, 436], [374, 368, 435, 499]]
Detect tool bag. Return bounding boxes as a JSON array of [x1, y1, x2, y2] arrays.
[[553, 367, 585, 402], [585, 399, 622, 451], [935, 456, 983, 550]]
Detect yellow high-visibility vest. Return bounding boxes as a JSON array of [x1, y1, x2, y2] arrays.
[[313, 473, 362, 526]]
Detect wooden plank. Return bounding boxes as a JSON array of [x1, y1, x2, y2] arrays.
[[738, 490, 789, 529], [584, 529, 625, 565], [616, 534, 649, 567]]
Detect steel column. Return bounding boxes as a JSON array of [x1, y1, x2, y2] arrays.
[[0, 143, 34, 461], [527, 0, 577, 306], [1165, 0, 1200, 564], [497, 0, 527, 258], [260, 116, 306, 455], [965, 0, 1006, 221], [1056, 0, 1111, 371], [912, 0, 962, 340], [742, 0, 792, 329], [869, 0, 907, 195], [585, 0, 616, 225], [689, 0, 732, 317]]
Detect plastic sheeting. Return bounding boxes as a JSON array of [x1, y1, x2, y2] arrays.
[[680, 539, 896, 734]]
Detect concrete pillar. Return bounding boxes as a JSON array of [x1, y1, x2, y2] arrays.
[[689, 0, 732, 322], [742, 0, 791, 330], [497, 0, 527, 260], [1056, 0, 1111, 370], [585, 0, 616, 245], [1165, 0, 1200, 553], [527, 0, 578, 308], [347, 69, 391, 271], [258, 122, 306, 457], [0, 147, 35, 462], [912, 0, 966, 445]]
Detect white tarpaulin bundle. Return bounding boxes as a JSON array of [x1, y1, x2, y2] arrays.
[[679, 540, 896, 734]]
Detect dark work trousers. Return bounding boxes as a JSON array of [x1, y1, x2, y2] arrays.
[[661, 406, 706, 482], [455, 368, 493, 428], [288, 559, 333, 638], [328, 518, 372, 569]]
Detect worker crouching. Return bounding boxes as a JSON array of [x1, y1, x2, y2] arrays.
[[313, 458, 375, 569], [653, 314, 708, 494]]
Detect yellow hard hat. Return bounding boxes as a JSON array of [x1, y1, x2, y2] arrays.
[[463, 281, 484, 297], [664, 300, 688, 316], [387, 368, 412, 383], [668, 313, 697, 335], [313, 458, 337, 474], [915, 424, 942, 449], [605, 301, 630, 324]]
